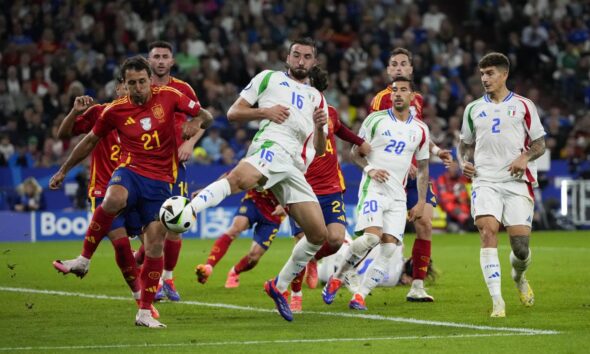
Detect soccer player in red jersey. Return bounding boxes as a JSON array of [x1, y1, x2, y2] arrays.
[[50, 56, 212, 328], [195, 188, 286, 287], [369, 48, 452, 302], [289, 66, 371, 312]]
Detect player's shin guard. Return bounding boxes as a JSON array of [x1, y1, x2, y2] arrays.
[[140, 256, 164, 310], [207, 234, 234, 267], [412, 239, 431, 280], [81, 205, 116, 259], [359, 243, 396, 297], [234, 255, 257, 274], [480, 248, 502, 300], [188, 178, 231, 214], [276, 237, 321, 292], [134, 244, 145, 266], [112, 237, 139, 292], [163, 238, 182, 277], [291, 268, 305, 293], [335, 233, 380, 279], [510, 249, 531, 282]]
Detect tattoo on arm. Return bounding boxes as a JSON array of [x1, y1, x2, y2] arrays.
[[524, 137, 545, 162], [459, 141, 475, 163], [416, 159, 429, 202]]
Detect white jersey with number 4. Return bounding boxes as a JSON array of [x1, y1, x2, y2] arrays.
[[460, 92, 546, 185], [358, 108, 430, 201], [240, 70, 328, 172]]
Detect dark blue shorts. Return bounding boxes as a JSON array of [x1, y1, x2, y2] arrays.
[[93, 197, 143, 237], [289, 192, 347, 236], [171, 163, 188, 197], [235, 198, 280, 250], [108, 167, 172, 231], [406, 178, 438, 209]]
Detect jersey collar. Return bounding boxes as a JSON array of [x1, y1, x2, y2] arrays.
[[484, 91, 514, 103], [388, 108, 413, 124]]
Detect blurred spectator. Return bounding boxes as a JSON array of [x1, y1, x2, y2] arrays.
[[13, 177, 46, 212], [0, 135, 15, 164], [435, 162, 473, 232], [229, 127, 250, 160], [200, 127, 227, 162]]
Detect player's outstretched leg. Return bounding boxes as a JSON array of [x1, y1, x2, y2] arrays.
[[160, 237, 182, 301], [264, 277, 292, 321], [53, 256, 90, 278]]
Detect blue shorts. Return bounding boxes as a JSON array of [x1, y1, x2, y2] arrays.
[[108, 167, 172, 230], [235, 198, 280, 250], [289, 192, 347, 236], [406, 178, 438, 209], [171, 163, 188, 197], [93, 197, 143, 237]]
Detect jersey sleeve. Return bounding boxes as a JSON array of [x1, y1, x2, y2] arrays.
[[167, 87, 201, 117], [239, 70, 274, 105], [72, 105, 102, 135], [522, 99, 546, 141], [460, 102, 476, 144], [92, 106, 115, 138], [415, 123, 430, 160]]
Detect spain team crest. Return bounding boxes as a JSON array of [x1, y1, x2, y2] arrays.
[[140, 117, 152, 131], [152, 104, 165, 121]]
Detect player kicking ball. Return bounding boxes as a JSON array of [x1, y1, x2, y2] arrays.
[[322, 76, 430, 310]]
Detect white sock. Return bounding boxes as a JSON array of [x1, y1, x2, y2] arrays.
[[162, 270, 173, 280], [133, 291, 140, 300], [411, 279, 424, 289], [359, 243, 396, 297], [510, 249, 531, 282], [334, 233, 380, 279], [276, 237, 321, 292], [480, 248, 502, 300], [292, 291, 302, 297], [78, 255, 90, 264], [188, 178, 231, 213]]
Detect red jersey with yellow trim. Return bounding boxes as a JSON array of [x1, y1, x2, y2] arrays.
[[305, 105, 346, 195], [72, 104, 120, 198], [93, 86, 201, 183], [243, 189, 284, 224], [369, 86, 424, 119], [164, 77, 198, 147]]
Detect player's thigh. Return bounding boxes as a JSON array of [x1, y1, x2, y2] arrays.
[[355, 192, 385, 236], [382, 200, 407, 243], [288, 201, 328, 244], [227, 160, 265, 192], [318, 192, 347, 243], [471, 183, 503, 223], [501, 182, 534, 229], [253, 221, 280, 251], [475, 215, 501, 247]]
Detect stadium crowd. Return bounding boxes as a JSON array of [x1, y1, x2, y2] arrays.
[[0, 0, 589, 228]]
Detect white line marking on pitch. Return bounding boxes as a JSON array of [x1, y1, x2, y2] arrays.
[[0, 286, 559, 336], [0, 333, 548, 351]]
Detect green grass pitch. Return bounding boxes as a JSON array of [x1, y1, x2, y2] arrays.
[[1, 231, 588, 353]]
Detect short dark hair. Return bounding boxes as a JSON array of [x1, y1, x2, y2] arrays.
[[289, 37, 317, 57], [148, 40, 173, 54], [309, 66, 329, 92], [115, 74, 124, 84], [392, 75, 414, 91], [389, 47, 413, 66], [120, 56, 152, 79], [478, 52, 510, 72]]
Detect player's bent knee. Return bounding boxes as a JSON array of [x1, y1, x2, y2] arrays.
[[510, 235, 530, 260]]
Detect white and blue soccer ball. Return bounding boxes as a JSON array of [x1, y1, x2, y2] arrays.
[[159, 196, 195, 233]]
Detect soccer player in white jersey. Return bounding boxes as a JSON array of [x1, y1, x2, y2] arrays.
[[183, 38, 329, 321], [459, 52, 546, 318], [322, 76, 430, 310]]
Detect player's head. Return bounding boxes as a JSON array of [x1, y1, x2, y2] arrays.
[[309, 66, 329, 92], [148, 40, 175, 79], [387, 47, 413, 81], [400, 258, 439, 285], [286, 37, 317, 81], [121, 56, 152, 105], [390, 76, 414, 112], [114, 74, 128, 98], [478, 52, 510, 94]]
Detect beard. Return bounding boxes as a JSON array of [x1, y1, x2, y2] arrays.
[[289, 67, 309, 80]]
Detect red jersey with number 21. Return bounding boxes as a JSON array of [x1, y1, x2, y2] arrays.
[[93, 86, 201, 183]]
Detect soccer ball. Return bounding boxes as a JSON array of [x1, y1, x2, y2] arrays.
[[159, 196, 195, 233]]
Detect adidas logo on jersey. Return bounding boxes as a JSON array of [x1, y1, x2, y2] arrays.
[[279, 81, 290, 87], [478, 111, 487, 118], [125, 117, 136, 125], [381, 130, 392, 137]]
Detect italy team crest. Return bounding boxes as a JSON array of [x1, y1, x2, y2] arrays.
[[507, 106, 517, 117], [140, 117, 152, 131], [152, 104, 165, 121]]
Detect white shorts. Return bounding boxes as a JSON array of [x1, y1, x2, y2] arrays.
[[471, 180, 534, 227], [243, 141, 317, 205], [354, 191, 406, 241]]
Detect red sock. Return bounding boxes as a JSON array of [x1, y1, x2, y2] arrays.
[[234, 255, 257, 274], [140, 256, 164, 310], [164, 238, 182, 272], [291, 268, 305, 293], [111, 237, 139, 292], [412, 239, 431, 280], [207, 234, 234, 267], [314, 241, 340, 261], [81, 205, 116, 259], [134, 244, 145, 266]]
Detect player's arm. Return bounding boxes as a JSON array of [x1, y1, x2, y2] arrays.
[[182, 108, 213, 141], [350, 144, 389, 183], [334, 117, 371, 156], [57, 96, 94, 139], [429, 140, 452, 167], [49, 132, 100, 189], [458, 140, 476, 178], [227, 97, 289, 124], [409, 158, 429, 222], [508, 136, 546, 178], [313, 106, 328, 155]]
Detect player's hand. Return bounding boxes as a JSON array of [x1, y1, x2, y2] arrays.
[[178, 140, 194, 162], [508, 154, 529, 178], [182, 121, 201, 139], [408, 164, 417, 179], [263, 105, 290, 124], [358, 141, 372, 157], [368, 168, 390, 183], [271, 205, 287, 217], [461, 161, 476, 179], [408, 201, 425, 222], [49, 170, 66, 190], [437, 149, 453, 167], [313, 107, 327, 128], [72, 95, 94, 113]]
